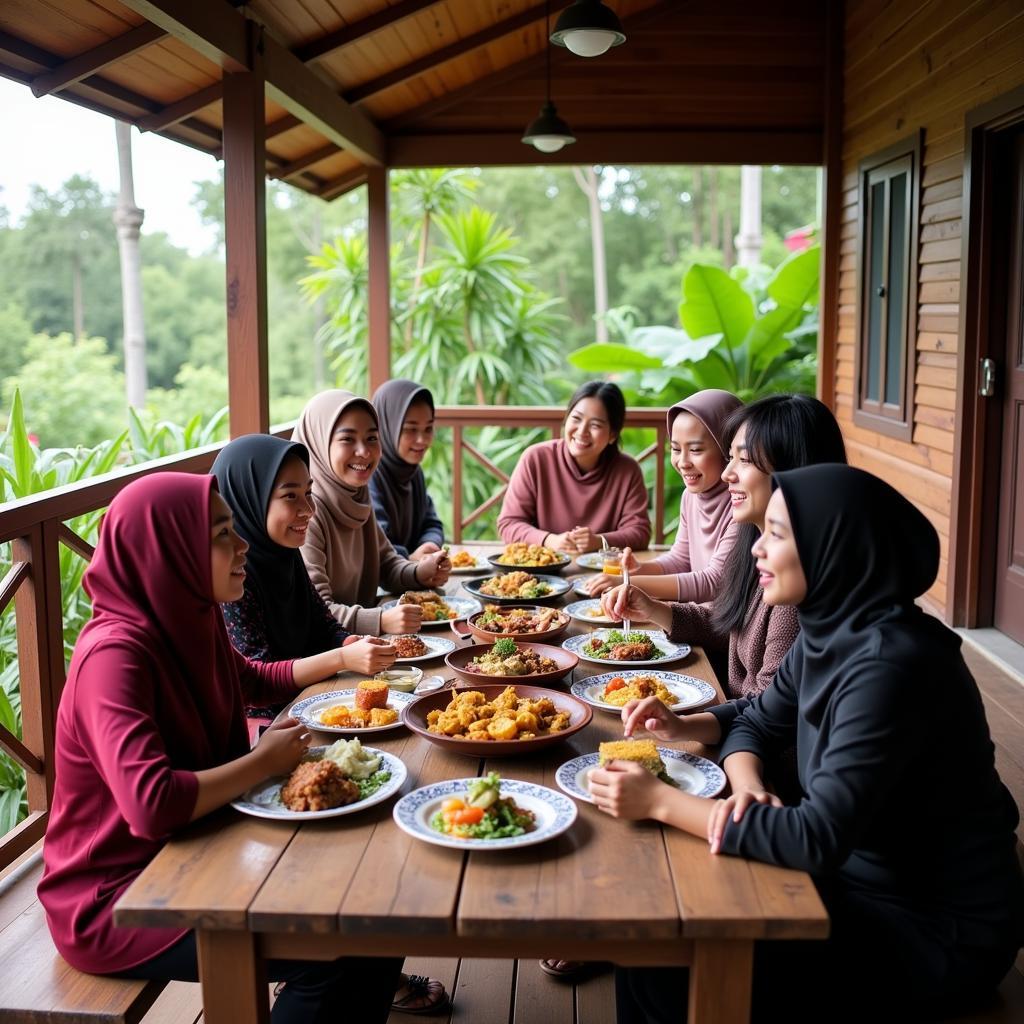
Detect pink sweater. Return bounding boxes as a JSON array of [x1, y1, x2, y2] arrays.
[[38, 642, 294, 974], [653, 484, 738, 602], [497, 439, 651, 550]]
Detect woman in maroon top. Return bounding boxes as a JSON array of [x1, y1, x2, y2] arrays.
[[38, 472, 402, 1023]]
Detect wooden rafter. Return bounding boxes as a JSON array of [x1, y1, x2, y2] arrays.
[[30, 23, 166, 98], [136, 81, 222, 132], [117, 0, 384, 165], [270, 143, 340, 180], [316, 166, 369, 201], [344, 1, 555, 104], [294, 0, 442, 64]]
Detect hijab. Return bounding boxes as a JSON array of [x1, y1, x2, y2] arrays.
[[668, 388, 743, 547], [774, 464, 941, 711], [212, 434, 321, 659], [74, 472, 249, 768], [371, 379, 435, 551], [293, 389, 378, 531]]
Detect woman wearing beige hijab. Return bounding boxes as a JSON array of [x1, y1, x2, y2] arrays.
[[294, 390, 451, 636]]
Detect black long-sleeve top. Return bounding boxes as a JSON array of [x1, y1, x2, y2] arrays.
[[718, 627, 1024, 947]]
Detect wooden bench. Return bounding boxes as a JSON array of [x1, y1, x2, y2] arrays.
[[0, 843, 164, 1024]]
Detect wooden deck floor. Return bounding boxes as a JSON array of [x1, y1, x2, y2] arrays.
[[139, 642, 1024, 1024], [140, 955, 617, 1023]]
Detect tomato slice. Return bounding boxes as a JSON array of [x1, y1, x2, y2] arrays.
[[451, 806, 485, 826], [605, 677, 627, 692]]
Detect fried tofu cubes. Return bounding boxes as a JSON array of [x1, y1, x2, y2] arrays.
[[425, 686, 570, 742]]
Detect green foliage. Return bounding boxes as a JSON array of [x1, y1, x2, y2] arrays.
[[3, 333, 127, 447], [569, 244, 820, 403], [0, 301, 31, 382]]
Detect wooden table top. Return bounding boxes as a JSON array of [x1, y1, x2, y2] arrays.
[[116, 544, 828, 955]]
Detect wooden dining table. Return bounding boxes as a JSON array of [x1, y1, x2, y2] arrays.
[[115, 544, 828, 1024]]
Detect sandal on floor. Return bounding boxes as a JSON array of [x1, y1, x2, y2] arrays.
[[391, 973, 449, 1015], [539, 958, 587, 979]]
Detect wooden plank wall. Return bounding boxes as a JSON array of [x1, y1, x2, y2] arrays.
[[834, 0, 1024, 615]]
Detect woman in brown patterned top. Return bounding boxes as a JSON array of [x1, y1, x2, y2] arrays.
[[603, 394, 848, 743]]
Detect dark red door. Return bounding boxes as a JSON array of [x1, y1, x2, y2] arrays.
[[994, 131, 1024, 644]]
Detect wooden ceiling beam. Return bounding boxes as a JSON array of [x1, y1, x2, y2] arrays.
[[294, 0, 442, 64], [118, 0, 384, 165], [270, 142, 340, 180], [316, 166, 369, 201], [344, 1, 556, 104], [137, 81, 222, 132], [388, 130, 824, 167], [30, 23, 166, 98]]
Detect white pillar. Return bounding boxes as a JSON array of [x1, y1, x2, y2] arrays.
[[736, 165, 763, 268], [113, 120, 147, 409]]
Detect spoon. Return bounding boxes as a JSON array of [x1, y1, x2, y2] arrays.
[[414, 675, 445, 695], [622, 563, 632, 635]]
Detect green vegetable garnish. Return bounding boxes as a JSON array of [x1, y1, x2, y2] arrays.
[[467, 771, 501, 808], [492, 637, 518, 657], [357, 770, 391, 799]]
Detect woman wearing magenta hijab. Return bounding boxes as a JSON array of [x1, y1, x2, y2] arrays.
[[591, 465, 1024, 1022], [587, 388, 742, 600], [37, 473, 403, 1022]]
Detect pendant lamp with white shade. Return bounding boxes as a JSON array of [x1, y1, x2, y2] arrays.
[[550, 0, 626, 58]]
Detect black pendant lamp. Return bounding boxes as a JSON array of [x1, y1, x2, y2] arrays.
[[550, 0, 626, 58], [522, 1, 576, 153]]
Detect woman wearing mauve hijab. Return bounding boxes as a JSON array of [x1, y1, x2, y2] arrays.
[[370, 379, 445, 560], [38, 473, 403, 1023], [591, 465, 1024, 1022]]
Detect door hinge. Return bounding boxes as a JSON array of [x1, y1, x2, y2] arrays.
[[979, 357, 997, 398]]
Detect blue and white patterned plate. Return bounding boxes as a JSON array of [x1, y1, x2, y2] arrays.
[[571, 670, 717, 713], [563, 598, 618, 625], [562, 629, 691, 667], [291, 688, 416, 734], [387, 634, 458, 664], [380, 595, 481, 627], [392, 777, 578, 851], [555, 748, 726, 803], [232, 746, 408, 821]]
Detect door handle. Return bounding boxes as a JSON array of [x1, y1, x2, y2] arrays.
[[979, 358, 997, 398]]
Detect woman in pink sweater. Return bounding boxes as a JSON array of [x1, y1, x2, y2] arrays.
[[587, 389, 742, 601], [38, 473, 402, 1023], [497, 381, 651, 553]]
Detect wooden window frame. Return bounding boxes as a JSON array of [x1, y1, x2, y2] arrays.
[[853, 131, 922, 441]]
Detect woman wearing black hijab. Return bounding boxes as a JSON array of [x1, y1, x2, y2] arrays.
[[370, 379, 444, 560], [212, 435, 397, 679], [591, 465, 1024, 1022]]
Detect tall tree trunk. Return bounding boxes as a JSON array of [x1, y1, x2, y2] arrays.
[[310, 205, 326, 388], [723, 206, 735, 270], [736, 165, 763, 267], [573, 166, 608, 343], [691, 166, 703, 247], [113, 120, 147, 408], [708, 168, 720, 250], [403, 210, 432, 347], [71, 250, 84, 341]]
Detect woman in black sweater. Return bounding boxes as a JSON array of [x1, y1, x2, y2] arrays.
[[592, 464, 1024, 1022]]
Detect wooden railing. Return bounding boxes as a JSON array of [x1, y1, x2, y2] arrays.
[[0, 406, 671, 868]]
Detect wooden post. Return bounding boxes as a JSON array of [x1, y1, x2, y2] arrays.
[[817, 0, 843, 410], [367, 166, 391, 394], [222, 21, 269, 437]]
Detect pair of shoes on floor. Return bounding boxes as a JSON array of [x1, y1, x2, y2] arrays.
[[390, 972, 450, 1015]]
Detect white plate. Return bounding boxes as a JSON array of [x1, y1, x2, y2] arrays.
[[446, 552, 490, 574], [563, 598, 619, 625], [291, 688, 416, 734], [388, 634, 457, 664], [561, 629, 691, 667], [232, 746, 407, 821], [555, 748, 726, 803], [574, 552, 608, 571], [573, 575, 605, 597], [392, 778, 577, 851], [570, 670, 717, 713], [380, 595, 481, 627]]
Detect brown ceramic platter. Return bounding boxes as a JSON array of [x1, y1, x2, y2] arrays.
[[402, 682, 592, 757], [453, 604, 571, 644], [444, 640, 578, 687]]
